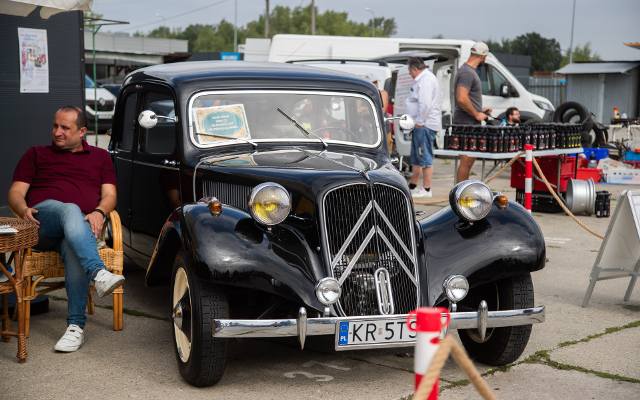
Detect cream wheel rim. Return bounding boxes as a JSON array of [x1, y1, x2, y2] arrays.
[[172, 267, 192, 363]]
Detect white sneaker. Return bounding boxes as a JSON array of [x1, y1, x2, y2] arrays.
[[423, 189, 433, 198], [411, 187, 428, 198], [93, 269, 125, 298], [54, 324, 84, 352]]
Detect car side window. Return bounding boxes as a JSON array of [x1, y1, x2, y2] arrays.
[[489, 66, 508, 96], [140, 91, 177, 155], [478, 65, 491, 95], [118, 92, 138, 152]]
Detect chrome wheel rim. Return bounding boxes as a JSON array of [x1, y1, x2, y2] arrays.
[[173, 267, 192, 363]]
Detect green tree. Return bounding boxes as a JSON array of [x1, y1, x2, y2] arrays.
[[485, 32, 562, 72], [561, 42, 601, 66], [136, 6, 396, 53]]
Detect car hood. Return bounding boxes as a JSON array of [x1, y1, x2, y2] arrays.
[[194, 147, 409, 211]]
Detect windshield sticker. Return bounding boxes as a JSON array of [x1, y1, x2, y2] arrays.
[[193, 104, 250, 142]]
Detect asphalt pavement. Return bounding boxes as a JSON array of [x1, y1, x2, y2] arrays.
[[1, 151, 639, 400]]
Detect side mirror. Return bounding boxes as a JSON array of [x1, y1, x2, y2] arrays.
[[138, 110, 158, 129], [138, 110, 178, 129], [500, 83, 511, 98], [384, 114, 415, 131]]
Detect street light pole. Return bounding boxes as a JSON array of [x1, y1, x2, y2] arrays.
[[311, 0, 316, 35], [365, 7, 375, 37], [234, 0, 238, 52], [265, 0, 270, 38], [568, 0, 576, 64]]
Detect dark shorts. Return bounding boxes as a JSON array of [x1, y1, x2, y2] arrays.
[[410, 127, 436, 167]]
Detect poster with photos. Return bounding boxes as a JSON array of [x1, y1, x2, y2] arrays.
[[18, 27, 49, 93]]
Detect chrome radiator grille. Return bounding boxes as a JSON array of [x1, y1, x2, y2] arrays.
[[322, 183, 418, 316], [202, 180, 252, 211]]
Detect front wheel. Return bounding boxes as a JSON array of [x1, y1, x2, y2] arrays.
[[171, 253, 229, 386], [458, 273, 534, 366]]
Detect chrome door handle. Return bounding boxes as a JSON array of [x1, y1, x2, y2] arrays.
[[108, 149, 119, 155], [163, 159, 179, 167]]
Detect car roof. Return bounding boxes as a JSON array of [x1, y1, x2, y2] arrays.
[[125, 61, 377, 89]]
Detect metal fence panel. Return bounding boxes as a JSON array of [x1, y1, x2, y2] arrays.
[[528, 77, 566, 108]]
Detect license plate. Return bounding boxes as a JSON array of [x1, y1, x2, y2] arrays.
[[335, 317, 416, 350]]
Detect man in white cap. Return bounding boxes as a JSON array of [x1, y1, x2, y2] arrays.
[[453, 41, 492, 181]]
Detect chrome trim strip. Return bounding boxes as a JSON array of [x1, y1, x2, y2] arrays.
[[211, 306, 546, 348], [330, 201, 373, 269], [376, 227, 417, 285], [187, 90, 383, 150], [337, 226, 377, 286], [374, 200, 415, 263]]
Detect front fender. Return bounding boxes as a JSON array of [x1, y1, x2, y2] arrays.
[[419, 201, 545, 306], [179, 203, 326, 311]]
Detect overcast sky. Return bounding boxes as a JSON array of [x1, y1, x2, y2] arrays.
[[93, 0, 640, 60]]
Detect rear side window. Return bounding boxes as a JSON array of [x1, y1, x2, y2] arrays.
[[118, 93, 138, 152], [140, 91, 177, 155]]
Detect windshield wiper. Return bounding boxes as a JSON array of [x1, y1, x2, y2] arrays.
[[276, 108, 328, 149], [194, 131, 258, 150]]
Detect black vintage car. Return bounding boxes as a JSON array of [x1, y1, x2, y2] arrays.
[[109, 61, 546, 387]]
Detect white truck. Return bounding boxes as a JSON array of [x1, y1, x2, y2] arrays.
[[257, 34, 555, 154], [85, 75, 117, 133]]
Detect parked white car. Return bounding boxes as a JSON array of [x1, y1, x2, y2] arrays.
[[85, 75, 116, 133]]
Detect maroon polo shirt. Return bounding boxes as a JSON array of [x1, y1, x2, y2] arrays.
[[12, 141, 116, 214]]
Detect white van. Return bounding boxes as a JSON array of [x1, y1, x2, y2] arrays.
[[264, 35, 555, 154], [85, 75, 117, 133]]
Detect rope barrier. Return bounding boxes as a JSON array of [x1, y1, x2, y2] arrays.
[[531, 157, 605, 240], [483, 151, 524, 184], [414, 336, 496, 400]]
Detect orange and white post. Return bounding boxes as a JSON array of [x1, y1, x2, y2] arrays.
[[524, 144, 534, 213], [408, 307, 451, 400]]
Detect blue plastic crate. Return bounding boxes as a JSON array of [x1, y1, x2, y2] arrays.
[[623, 150, 640, 161], [582, 147, 609, 161]]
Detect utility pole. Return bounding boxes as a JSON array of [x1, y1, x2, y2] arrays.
[[265, 0, 270, 38], [568, 0, 576, 64], [311, 0, 316, 35]]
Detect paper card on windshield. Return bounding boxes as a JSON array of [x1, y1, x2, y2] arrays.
[[193, 104, 251, 143]]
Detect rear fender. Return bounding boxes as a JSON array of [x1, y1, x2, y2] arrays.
[[419, 201, 545, 305]]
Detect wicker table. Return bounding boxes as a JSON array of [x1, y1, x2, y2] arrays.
[[0, 217, 38, 362]]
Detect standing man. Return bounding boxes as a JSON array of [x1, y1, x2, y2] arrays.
[[8, 106, 124, 352], [453, 41, 492, 181], [406, 57, 441, 198]]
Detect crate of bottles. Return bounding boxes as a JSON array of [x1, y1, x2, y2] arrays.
[[443, 123, 584, 153]]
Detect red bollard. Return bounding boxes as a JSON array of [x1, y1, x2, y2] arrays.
[[524, 144, 534, 213], [407, 307, 451, 400]]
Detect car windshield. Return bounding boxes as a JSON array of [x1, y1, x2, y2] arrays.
[[188, 90, 381, 148], [85, 75, 96, 88]]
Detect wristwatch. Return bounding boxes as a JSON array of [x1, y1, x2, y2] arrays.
[[92, 208, 106, 219]]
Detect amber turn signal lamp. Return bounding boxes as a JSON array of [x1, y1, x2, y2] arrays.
[[208, 198, 223, 215], [495, 194, 509, 209]]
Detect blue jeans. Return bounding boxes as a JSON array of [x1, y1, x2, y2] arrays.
[[34, 200, 106, 328], [410, 126, 436, 167]]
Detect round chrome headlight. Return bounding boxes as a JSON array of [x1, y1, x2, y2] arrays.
[[315, 277, 341, 305], [443, 275, 469, 303], [449, 180, 493, 221], [249, 182, 291, 225]]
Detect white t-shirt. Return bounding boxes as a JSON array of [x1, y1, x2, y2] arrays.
[[406, 68, 442, 131]]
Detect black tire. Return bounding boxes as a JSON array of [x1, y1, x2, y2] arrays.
[[553, 101, 588, 123], [458, 274, 534, 366], [171, 253, 229, 387]]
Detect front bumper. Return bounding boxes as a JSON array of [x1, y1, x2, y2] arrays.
[[212, 305, 545, 350]]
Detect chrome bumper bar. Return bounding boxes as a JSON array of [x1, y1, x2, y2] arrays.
[[212, 305, 545, 349]]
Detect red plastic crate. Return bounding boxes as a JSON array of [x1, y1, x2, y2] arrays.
[[511, 156, 576, 193], [576, 167, 602, 182]]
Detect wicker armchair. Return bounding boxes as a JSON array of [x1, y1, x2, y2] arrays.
[[22, 210, 124, 333]]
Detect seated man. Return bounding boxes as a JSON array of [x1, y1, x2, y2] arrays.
[[500, 107, 521, 126], [7, 106, 124, 352]]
